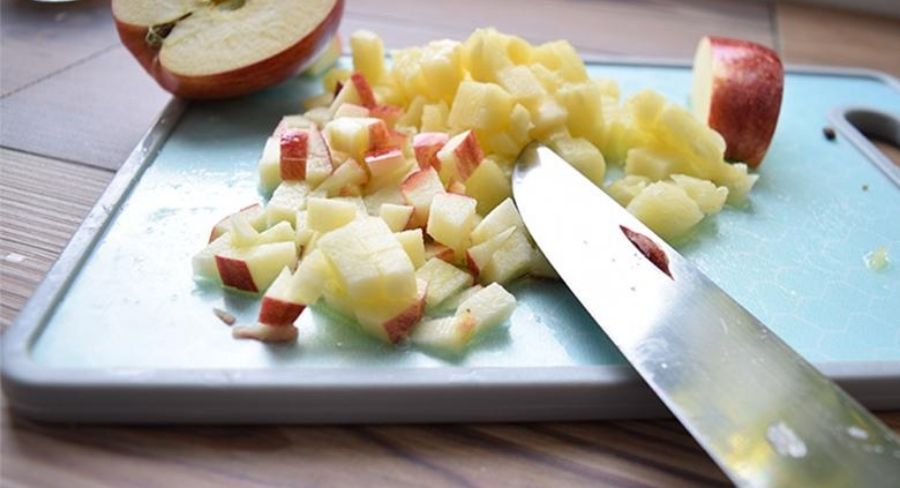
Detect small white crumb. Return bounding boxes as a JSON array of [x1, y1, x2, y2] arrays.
[[4, 253, 26, 263]]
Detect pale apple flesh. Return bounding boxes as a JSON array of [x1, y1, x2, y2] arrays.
[[691, 36, 784, 168], [112, 0, 344, 99]]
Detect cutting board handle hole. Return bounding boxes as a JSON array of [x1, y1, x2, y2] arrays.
[[831, 107, 900, 186]]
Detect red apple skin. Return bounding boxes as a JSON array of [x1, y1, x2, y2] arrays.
[[280, 129, 309, 181], [350, 72, 377, 109], [258, 296, 306, 327], [215, 255, 258, 292], [114, 0, 344, 99], [413, 132, 449, 170], [449, 131, 483, 181], [383, 287, 427, 343], [706, 37, 783, 168], [209, 203, 262, 243]]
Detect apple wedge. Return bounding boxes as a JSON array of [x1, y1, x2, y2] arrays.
[[257, 268, 305, 327], [112, 0, 344, 99], [692, 36, 783, 167]]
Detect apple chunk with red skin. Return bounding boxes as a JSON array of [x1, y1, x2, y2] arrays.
[[413, 132, 449, 170], [437, 130, 483, 184], [692, 36, 783, 168], [112, 0, 344, 99]]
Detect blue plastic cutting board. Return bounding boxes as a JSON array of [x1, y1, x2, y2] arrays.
[[3, 59, 899, 422]]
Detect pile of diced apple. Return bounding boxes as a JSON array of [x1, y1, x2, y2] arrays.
[[192, 27, 763, 348]]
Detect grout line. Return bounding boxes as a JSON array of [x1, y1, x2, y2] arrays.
[[0, 146, 117, 174], [0, 43, 120, 100]]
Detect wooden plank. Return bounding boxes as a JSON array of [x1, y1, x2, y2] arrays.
[[777, 1, 900, 76], [0, 47, 170, 171], [343, 0, 776, 54], [0, 0, 120, 97], [0, 149, 113, 331]]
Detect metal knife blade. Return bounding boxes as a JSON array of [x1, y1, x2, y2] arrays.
[[512, 143, 900, 487]]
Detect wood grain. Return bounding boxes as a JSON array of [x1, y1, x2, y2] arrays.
[[0, 149, 113, 331], [2, 1, 900, 487], [778, 1, 900, 76]]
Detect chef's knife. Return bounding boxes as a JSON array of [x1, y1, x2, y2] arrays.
[[512, 143, 900, 487]]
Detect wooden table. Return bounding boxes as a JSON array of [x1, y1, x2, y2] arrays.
[[2, 1, 899, 486]]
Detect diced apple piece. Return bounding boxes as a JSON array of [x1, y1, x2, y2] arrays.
[[605, 175, 651, 207], [461, 28, 512, 83], [266, 181, 311, 227], [466, 227, 515, 276], [424, 242, 455, 264], [324, 117, 389, 160], [365, 147, 414, 191], [305, 127, 334, 187], [627, 89, 666, 130], [625, 148, 682, 182], [228, 213, 260, 248], [529, 98, 568, 139], [395, 228, 426, 269], [273, 115, 315, 137], [370, 104, 404, 128], [470, 198, 525, 245], [192, 234, 233, 283], [334, 103, 370, 119], [232, 322, 299, 343], [209, 203, 266, 243], [400, 167, 446, 228], [437, 130, 483, 184], [395, 95, 427, 129], [303, 92, 334, 110], [295, 210, 314, 248], [288, 249, 334, 305], [323, 67, 351, 95], [415, 257, 474, 309], [351, 30, 387, 84], [435, 284, 484, 313], [550, 136, 606, 187], [256, 221, 294, 245], [279, 129, 308, 181], [464, 156, 511, 215], [363, 185, 405, 215], [670, 174, 728, 214], [532, 40, 588, 82], [427, 193, 478, 251], [448, 81, 514, 131], [307, 197, 358, 233], [556, 81, 604, 145], [413, 132, 449, 170], [330, 72, 377, 112], [380, 203, 414, 232], [626, 182, 704, 241], [480, 229, 533, 285], [412, 282, 515, 354], [420, 101, 450, 132], [354, 279, 427, 343], [215, 242, 298, 294], [316, 158, 369, 197], [257, 267, 305, 327], [317, 217, 418, 308], [455, 282, 516, 332], [497, 65, 545, 108], [410, 316, 472, 354], [304, 107, 332, 128], [258, 137, 282, 194], [419, 39, 465, 103]]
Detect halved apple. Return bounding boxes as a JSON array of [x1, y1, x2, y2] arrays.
[[112, 0, 344, 99], [692, 36, 783, 167]]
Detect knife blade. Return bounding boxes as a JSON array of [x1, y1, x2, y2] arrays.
[[512, 142, 900, 487]]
